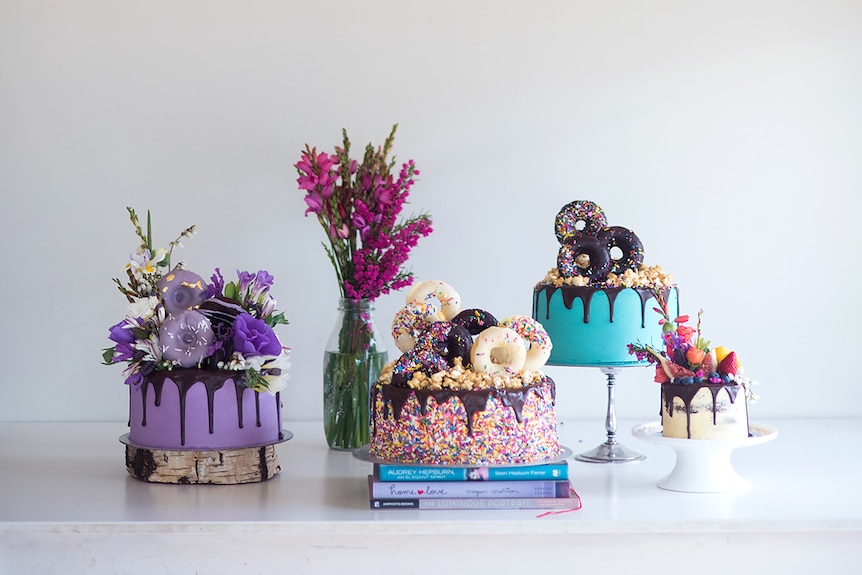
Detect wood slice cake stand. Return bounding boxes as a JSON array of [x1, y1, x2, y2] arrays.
[[120, 431, 292, 485]]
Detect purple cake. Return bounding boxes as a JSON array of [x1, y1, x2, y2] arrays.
[[105, 208, 290, 454]]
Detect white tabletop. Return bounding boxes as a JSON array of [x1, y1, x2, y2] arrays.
[[2, 419, 859, 574]]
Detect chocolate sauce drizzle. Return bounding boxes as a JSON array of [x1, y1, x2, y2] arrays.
[[137, 370, 279, 446], [661, 382, 743, 439], [373, 377, 555, 436], [533, 285, 673, 327]]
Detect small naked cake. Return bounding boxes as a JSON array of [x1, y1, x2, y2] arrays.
[[532, 200, 678, 366], [370, 280, 560, 465], [103, 208, 291, 483], [628, 300, 757, 440]]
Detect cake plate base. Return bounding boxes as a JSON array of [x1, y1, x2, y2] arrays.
[[575, 442, 646, 464], [631, 422, 777, 492]]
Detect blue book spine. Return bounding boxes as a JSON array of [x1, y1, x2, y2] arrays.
[[375, 462, 569, 482], [369, 476, 572, 499]]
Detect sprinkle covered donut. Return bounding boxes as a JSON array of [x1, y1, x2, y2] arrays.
[[406, 280, 461, 321], [502, 315, 552, 372], [159, 310, 214, 368], [391, 302, 439, 353], [554, 200, 608, 243], [471, 326, 527, 376], [597, 225, 644, 275], [557, 235, 611, 279], [452, 308, 499, 335], [390, 321, 473, 386]]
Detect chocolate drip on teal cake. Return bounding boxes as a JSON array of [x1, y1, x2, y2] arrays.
[[661, 382, 746, 439], [372, 377, 555, 436], [533, 285, 673, 327], [135, 370, 281, 446]]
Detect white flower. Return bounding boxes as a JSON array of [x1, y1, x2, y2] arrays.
[[127, 296, 160, 321], [127, 248, 167, 277], [260, 349, 291, 394]]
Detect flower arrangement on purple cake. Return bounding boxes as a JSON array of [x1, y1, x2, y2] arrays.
[[295, 124, 433, 301], [103, 208, 290, 394]]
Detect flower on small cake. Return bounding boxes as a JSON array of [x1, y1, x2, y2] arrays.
[[628, 289, 757, 400], [103, 208, 291, 394]]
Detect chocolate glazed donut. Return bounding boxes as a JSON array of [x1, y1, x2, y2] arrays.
[[554, 200, 608, 243], [390, 322, 473, 386], [556, 234, 611, 279], [452, 308, 499, 336], [597, 226, 644, 274]]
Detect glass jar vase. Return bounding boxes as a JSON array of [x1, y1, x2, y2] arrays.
[[322, 298, 388, 450]]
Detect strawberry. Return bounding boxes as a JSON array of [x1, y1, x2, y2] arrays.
[[717, 351, 740, 376]]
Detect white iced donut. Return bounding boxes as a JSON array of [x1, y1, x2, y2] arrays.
[[501, 315, 552, 371], [391, 302, 439, 353], [406, 280, 461, 321], [470, 326, 527, 376]]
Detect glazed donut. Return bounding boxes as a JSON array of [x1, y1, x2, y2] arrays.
[[158, 269, 209, 314], [597, 226, 644, 274], [557, 234, 611, 279], [159, 310, 214, 368], [406, 280, 461, 321], [501, 315, 552, 372], [470, 326, 527, 376], [554, 200, 608, 244], [391, 302, 439, 353], [451, 308, 499, 336]]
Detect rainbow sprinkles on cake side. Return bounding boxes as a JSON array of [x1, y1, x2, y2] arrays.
[[103, 208, 291, 453], [532, 200, 678, 366], [628, 297, 758, 440], [370, 280, 560, 466]]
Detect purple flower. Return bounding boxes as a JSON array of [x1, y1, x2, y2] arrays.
[[237, 270, 256, 295], [233, 313, 282, 358], [352, 212, 370, 240], [304, 191, 323, 215], [208, 268, 225, 298], [108, 320, 135, 344], [112, 341, 136, 362], [254, 270, 274, 289]]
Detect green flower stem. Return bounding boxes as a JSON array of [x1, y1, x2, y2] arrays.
[[323, 300, 387, 450]]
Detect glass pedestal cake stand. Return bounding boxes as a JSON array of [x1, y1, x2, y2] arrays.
[[559, 364, 646, 464], [631, 422, 778, 492]]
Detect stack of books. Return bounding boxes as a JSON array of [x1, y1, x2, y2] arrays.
[[368, 460, 581, 511]]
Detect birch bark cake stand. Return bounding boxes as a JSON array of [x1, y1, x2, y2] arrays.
[[120, 431, 292, 485]]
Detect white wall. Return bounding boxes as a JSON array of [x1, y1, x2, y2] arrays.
[[1, 0, 860, 425]]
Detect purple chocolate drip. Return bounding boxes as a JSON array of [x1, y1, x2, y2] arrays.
[[138, 370, 248, 446]]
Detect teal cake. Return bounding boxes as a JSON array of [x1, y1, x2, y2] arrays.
[[532, 200, 678, 367], [533, 279, 678, 366]]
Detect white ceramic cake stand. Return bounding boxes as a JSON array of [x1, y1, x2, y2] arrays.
[[631, 422, 778, 492], [575, 366, 646, 464]]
